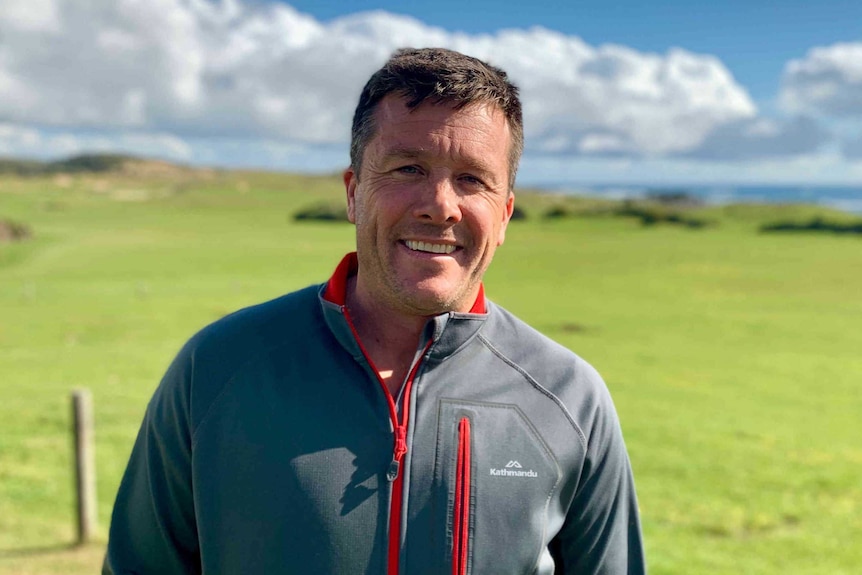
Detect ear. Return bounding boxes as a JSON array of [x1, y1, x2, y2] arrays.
[[497, 193, 515, 246], [344, 167, 358, 223]]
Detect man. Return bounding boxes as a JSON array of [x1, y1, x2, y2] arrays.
[[104, 48, 645, 574]]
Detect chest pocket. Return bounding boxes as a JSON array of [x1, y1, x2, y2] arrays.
[[434, 400, 562, 575]]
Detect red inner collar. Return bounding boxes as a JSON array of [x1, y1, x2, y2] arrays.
[[323, 252, 486, 314]]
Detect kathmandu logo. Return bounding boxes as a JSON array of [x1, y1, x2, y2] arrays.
[[490, 460, 537, 478]]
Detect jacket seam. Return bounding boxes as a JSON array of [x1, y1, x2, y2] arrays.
[[476, 333, 588, 451]]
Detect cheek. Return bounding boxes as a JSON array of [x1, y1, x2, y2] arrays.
[[354, 199, 398, 243], [371, 193, 411, 225]]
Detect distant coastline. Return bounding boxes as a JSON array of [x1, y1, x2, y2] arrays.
[[543, 184, 862, 215]]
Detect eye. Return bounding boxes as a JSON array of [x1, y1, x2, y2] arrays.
[[395, 165, 421, 175], [459, 174, 485, 187]]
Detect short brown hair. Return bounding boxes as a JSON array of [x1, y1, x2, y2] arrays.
[[350, 47, 523, 190]]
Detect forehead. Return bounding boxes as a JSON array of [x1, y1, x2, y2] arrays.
[[369, 95, 511, 165]]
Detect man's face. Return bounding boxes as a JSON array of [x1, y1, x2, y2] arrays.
[[344, 95, 515, 317]]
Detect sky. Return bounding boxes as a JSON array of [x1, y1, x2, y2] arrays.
[[1, 0, 861, 186]]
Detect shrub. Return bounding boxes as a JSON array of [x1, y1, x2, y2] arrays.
[[48, 154, 133, 173], [615, 201, 712, 229], [293, 202, 350, 222], [510, 204, 527, 221], [0, 153, 137, 175], [543, 204, 577, 219], [760, 217, 862, 235]]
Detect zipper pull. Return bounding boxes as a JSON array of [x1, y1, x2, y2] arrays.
[[387, 426, 408, 482], [387, 459, 400, 482]]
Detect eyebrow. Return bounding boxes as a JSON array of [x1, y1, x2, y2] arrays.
[[382, 146, 427, 161], [382, 146, 497, 176]]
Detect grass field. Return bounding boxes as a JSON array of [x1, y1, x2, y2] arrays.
[[1, 168, 860, 574]]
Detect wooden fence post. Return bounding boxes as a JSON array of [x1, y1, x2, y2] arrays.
[[72, 389, 97, 544]]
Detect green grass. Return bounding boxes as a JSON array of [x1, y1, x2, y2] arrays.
[[1, 171, 860, 574]]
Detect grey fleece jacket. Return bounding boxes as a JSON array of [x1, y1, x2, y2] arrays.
[[103, 259, 645, 575]]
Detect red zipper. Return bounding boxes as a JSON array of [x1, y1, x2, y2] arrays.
[[342, 306, 432, 575], [452, 417, 472, 575]]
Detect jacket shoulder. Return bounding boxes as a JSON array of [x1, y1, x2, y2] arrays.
[[480, 302, 617, 445], [154, 283, 325, 435], [189, 283, 322, 358]]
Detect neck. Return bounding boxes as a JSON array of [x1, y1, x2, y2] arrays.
[[346, 276, 427, 395]]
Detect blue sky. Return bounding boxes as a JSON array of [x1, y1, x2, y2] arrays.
[[1, 0, 861, 185]]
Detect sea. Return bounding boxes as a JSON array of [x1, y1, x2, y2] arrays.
[[545, 184, 862, 215]]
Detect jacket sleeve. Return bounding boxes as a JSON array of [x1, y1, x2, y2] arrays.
[[551, 385, 646, 574], [103, 344, 201, 575]]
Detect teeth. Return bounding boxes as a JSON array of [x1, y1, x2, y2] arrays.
[[405, 240, 456, 254]]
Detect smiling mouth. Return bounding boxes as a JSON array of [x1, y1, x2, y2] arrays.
[[403, 240, 458, 254]]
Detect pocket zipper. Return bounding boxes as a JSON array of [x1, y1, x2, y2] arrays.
[[453, 416, 472, 575]]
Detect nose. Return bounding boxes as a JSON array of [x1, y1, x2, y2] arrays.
[[413, 175, 462, 224]]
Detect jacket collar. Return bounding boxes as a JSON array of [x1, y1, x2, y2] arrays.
[[319, 252, 488, 362]]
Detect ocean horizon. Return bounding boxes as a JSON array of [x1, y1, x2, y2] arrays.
[[539, 184, 862, 215]]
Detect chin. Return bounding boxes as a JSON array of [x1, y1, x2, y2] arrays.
[[398, 284, 471, 315]]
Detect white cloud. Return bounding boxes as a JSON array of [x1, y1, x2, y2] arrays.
[[0, 0, 760, 159], [483, 34, 757, 156], [0, 0, 61, 33], [780, 42, 862, 117], [0, 123, 192, 161], [685, 116, 829, 161]]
